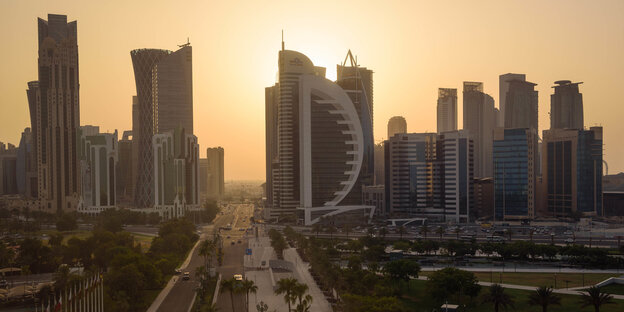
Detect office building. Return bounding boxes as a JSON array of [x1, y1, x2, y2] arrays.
[[16, 128, 37, 198], [26, 14, 81, 212], [551, 80, 584, 130], [542, 127, 603, 217], [116, 131, 134, 205], [473, 177, 494, 219], [267, 47, 374, 224], [603, 192, 624, 217], [206, 147, 225, 199], [384, 131, 473, 222], [199, 158, 209, 201], [0, 143, 18, 196], [504, 80, 538, 130], [387, 116, 407, 139], [265, 84, 279, 209], [152, 127, 200, 219], [77, 126, 118, 215], [374, 142, 384, 185], [363, 185, 385, 216], [493, 128, 538, 220], [463, 82, 495, 178], [499, 73, 526, 127], [131, 44, 193, 208], [437, 88, 457, 133]]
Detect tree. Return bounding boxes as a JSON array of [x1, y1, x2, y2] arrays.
[[293, 282, 312, 312], [199, 239, 216, 270], [382, 259, 421, 291], [256, 301, 269, 312], [220, 278, 240, 312], [397, 226, 406, 240], [482, 284, 514, 312], [56, 213, 77, 231], [528, 286, 561, 312], [49, 232, 64, 247], [454, 227, 462, 239], [344, 224, 353, 239], [312, 224, 322, 238], [241, 279, 258, 312], [275, 277, 298, 312], [579, 286, 615, 312], [436, 226, 445, 240], [378, 227, 388, 239], [427, 267, 481, 308], [419, 225, 429, 239]]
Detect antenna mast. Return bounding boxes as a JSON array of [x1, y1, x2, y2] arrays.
[[281, 30, 284, 51]]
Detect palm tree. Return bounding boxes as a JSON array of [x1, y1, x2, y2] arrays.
[[293, 282, 311, 307], [200, 303, 220, 312], [436, 226, 445, 240], [220, 278, 240, 312], [312, 224, 322, 238], [454, 227, 462, 239], [419, 225, 429, 239], [199, 239, 215, 269], [528, 286, 561, 312], [256, 301, 269, 312], [482, 284, 514, 312], [397, 226, 406, 240], [579, 286, 615, 312], [241, 279, 258, 311], [274, 277, 298, 311], [378, 227, 388, 239], [343, 224, 352, 239]]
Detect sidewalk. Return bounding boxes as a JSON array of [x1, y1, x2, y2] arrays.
[[284, 248, 333, 312]]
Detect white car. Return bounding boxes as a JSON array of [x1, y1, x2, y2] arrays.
[[565, 238, 575, 244], [234, 274, 243, 281]]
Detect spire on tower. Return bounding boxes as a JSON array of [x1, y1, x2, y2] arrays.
[[281, 30, 284, 51]]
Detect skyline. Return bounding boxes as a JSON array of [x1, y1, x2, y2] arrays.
[[1, 1, 623, 180]]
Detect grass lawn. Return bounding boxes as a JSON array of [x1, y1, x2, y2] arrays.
[[420, 271, 616, 289], [403, 279, 624, 312], [131, 233, 155, 252], [599, 283, 624, 296]]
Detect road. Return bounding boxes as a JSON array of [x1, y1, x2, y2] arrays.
[[215, 204, 255, 312], [154, 203, 254, 312]]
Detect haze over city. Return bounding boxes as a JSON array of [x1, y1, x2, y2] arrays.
[[1, 0, 623, 180]]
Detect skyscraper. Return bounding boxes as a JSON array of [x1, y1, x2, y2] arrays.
[[116, 130, 134, 205], [265, 84, 279, 208], [206, 147, 224, 199], [0, 142, 18, 196], [463, 82, 495, 178], [16, 128, 37, 198], [268, 47, 374, 224], [387, 116, 407, 139], [437, 88, 457, 133], [550, 80, 584, 130], [504, 80, 538, 130], [131, 44, 193, 208], [493, 128, 538, 220], [499, 73, 526, 126], [28, 14, 80, 212], [336, 50, 375, 203]]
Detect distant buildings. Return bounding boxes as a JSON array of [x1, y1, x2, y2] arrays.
[[152, 127, 200, 219], [542, 127, 603, 217], [116, 131, 134, 205], [265, 47, 374, 225], [205, 147, 225, 199], [363, 185, 385, 216], [551, 80, 584, 130], [16, 128, 37, 198], [504, 80, 538, 130], [493, 128, 538, 220], [131, 44, 193, 209], [387, 116, 407, 139], [463, 82, 495, 178], [0, 143, 18, 196], [384, 131, 473, 222], [437, 88, 457, 133], [265, 84, 279, 210], [27, 14, 81, 213], [77, 126, 118, 215], [499, 73, 526, 127], [473, 178, 494, 220]]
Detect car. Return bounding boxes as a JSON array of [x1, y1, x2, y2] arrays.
[[234, 274, 243, 281], [231, 241, 235, 245], [226, 235, 231, 239], [174, 269, 182, 275], [237, 240, 242, 244], [565, 238, 575, 244], [183, 272, 190, 280]]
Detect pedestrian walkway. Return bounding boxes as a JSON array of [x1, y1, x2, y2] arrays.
[[284, 248, 333, 312]]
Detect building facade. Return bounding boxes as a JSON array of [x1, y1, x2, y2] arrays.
[[541, 127, 603, 217], [499, 73, 526, 127], [28, 14, 81, 213], [384, 131, 473, 222], [0, 143, 18, 196], [463, 82, 495, 178], [493, 128, 538, 220], [473, 177, 494, 220], [16, 128, 37, 198], [152, 127, 200, 219], [504, 80, 538, 130], [550, 80, 584, 130], [363, 185, 385, 216], [206, 147, 224, 199], [387, 116, 407, 139], [437, 88, 457, 133], [77, 126, 118, 215], [116, 131, 133, 206], [265, 84, 279, 209]]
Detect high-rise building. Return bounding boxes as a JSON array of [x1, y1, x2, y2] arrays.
[[463, 82, 495, 178], [152, 127, 200, 219], [550, 80, 584, 130], [131, 44, 193, 208], [268, 47, 374, 225], [199, 158, 209, 201], [437, 88, 457, 133], [541, 127, 603, 217], [77, 126, 118, 215], [493, 128, 538, 220], [499, 73, 526, 126], [384, 131, 473, 222], [0, 143, 18, 196], [336, 50, 375, 204], [374, 143, 384, 185], [206, 147, 225, 199], [16, 128, 37, 198], [504, 80, 538, 130], [28, 14, 80, 212], [387, 116, 407, 139], [473, 177, 494, 220], [116, 131, 134, 205], [265, 84, 279, 208]]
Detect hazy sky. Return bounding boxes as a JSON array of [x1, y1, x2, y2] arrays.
[[1, 0, 623, 180]]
